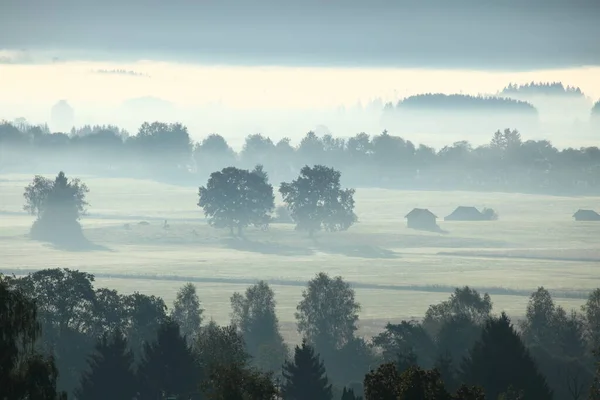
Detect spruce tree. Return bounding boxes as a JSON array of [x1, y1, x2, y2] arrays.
[[75, 329, 136, 400], [282, 340, 333, 400], [341, 386, 361, 400], [460, 312, 552, 400], [137, 319, 199, 399]]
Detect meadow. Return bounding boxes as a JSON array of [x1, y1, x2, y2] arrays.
[[1, 173, 599, 341]]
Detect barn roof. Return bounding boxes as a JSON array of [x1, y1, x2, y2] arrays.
[[573, 209, 600, 218], [405, 208, 437, 219], [445, 206, 483, 219]]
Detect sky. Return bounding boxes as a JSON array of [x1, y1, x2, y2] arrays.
[[1, 0, 599, 70], [1, 0, 599, 148], [2, 58, 599, 111]]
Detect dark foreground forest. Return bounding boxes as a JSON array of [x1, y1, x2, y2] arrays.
[[2, 268, 600, 400]]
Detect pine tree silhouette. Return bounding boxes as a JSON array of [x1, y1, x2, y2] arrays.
[[137, 319, 199, 399], [75, 329, 136, 400], [341, 386, 361, 400], [460, 312, 552, 400], [282, 339, 333, 400]]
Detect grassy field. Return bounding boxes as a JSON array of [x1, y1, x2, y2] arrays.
[[1, 173, 599, 341]]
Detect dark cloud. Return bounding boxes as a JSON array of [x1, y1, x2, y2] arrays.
[[1, 0, 598, 70]]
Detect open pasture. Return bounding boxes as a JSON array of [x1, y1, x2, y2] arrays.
[[1, 173, 599, 339]]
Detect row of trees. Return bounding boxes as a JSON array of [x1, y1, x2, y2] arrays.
[[500, 82, 586, 98], [3, 119, 600, 194], [198, 164, 356, 237], [3, 269, 600, 399], [388, 94, 538, 113], [23, 166, 357, 244]]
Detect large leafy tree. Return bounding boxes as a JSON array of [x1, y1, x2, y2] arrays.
[[195, 322, 250, 376], [583, 289, 600, 351], [364, 363, 483, 400], [282, 340, 333, 400], [23, 175, 54, 217], [202, 362, 278, 400], [134, 121, 192, 169], [198, 166, 275, 235], [372, 320, 437, 368], [171, 282, 204, 345], [137, 319, 199, 400], [75, 329, 137, 400], [24, 171, 90, 243], [0, 275, 66, 400], [279, 165, 357, 236], [423, 286, 493, 336], [8, 268, 97, 395], [230, 281, 288, 373], [460, 312, 553, 400], [122, 292, 168, 361], [296, 272, 360, 356]]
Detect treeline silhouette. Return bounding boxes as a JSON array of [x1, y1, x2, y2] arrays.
[[388, 94, 538, 113], [593, 101, 600, 117], [2, 120, 600, 194], [2, 269, 600, 399], [500, 82, 586, 98]]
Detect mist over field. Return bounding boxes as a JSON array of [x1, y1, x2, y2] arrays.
[[2, 2, 600, 399], [1, 59, 599, 149]]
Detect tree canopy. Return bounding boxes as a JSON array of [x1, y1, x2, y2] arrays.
[[280, 165, 357, 236], [296, 272, 360, 354], [282, 340, 333, 400], [198, 166, 275, 235], [24, 171, 90, 245]]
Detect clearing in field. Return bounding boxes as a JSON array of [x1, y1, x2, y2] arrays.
[[1, 174, 598, 340]]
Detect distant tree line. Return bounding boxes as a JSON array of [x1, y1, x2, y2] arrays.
[[387, 93, 538, 114], [2, 119, 600, 194], [593, 101, 600, 118], [2, 269, 600, 399], [500, 82, 586, 98]]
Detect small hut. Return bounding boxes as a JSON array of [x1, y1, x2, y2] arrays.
[[445, 206, 485, 221], [573, 209, 600, 221], [405, 208, 438, 231]]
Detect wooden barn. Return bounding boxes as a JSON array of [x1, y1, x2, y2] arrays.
[[405, 208, 438, 231], [573, 209, 600, 221], [444, 206, 485, 221]]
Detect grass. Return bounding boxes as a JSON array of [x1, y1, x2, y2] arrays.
[[1, 173, 599, 341]]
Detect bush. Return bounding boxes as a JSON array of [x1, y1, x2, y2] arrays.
[[482, 208, 498, 221]]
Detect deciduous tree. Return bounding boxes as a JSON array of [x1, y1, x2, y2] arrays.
[[230, 281, 288, 372], [171, 282, 204, 345], [296, 273, 360, 355], [279, 165, 356, 236], [198, 166, 275, 235]]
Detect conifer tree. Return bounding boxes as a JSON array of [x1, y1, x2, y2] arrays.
[[137, 319, 199, 399], [282, 340, 333, 400], [341, 386, 361, 400], [460, 312, 552, 400], [75, 329, 136, 400]]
